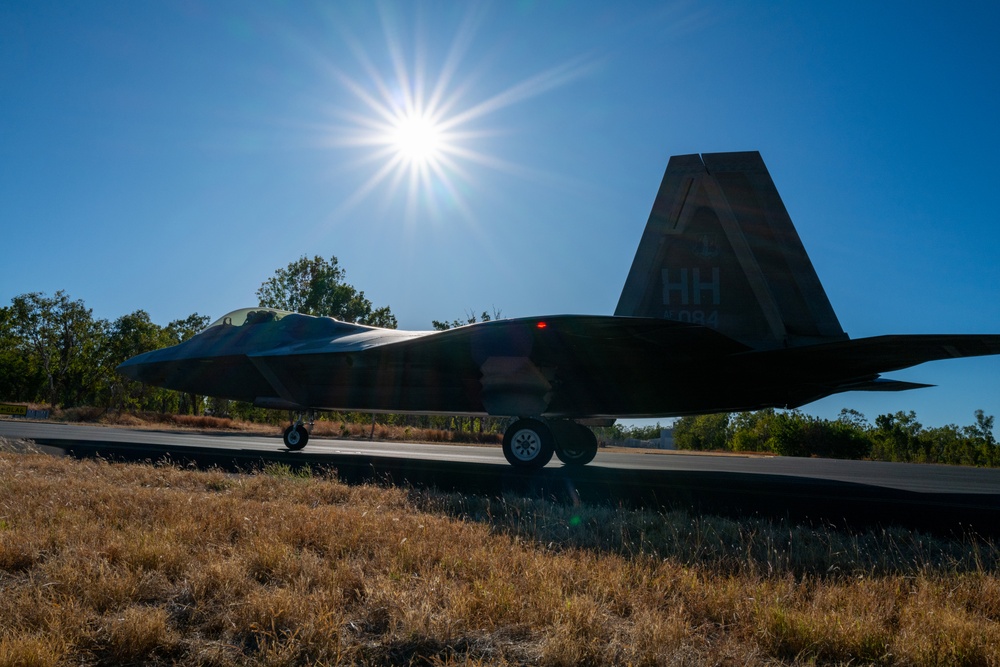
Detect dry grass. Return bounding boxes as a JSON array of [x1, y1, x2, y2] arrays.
[[1, 441, 999, 666], [57, 408, 252, 432], [307, 420, 502, 445]]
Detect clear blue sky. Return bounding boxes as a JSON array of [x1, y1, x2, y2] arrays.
[[2, 1, 998, 430]]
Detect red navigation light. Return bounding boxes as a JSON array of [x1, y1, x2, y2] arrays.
[[536, 321, 547, 329]]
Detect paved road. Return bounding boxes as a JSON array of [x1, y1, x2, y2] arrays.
[[3, 420, 1000, 493], [4, 420, 1000, 533]]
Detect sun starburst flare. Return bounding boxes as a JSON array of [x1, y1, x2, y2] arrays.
[[316, 9, 595, 224]]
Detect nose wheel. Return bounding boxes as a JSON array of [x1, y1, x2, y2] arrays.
[[283, 411, 315, 451], [283, 424, 308, 450]]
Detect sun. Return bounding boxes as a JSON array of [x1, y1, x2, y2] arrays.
[[390, 112, 443, 166], [319, 8, 593, 220]]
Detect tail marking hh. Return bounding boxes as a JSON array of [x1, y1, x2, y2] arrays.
[[616, 151, 847, 350]]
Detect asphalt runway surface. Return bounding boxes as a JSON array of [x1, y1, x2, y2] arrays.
[[3, 420, 1000, 535]]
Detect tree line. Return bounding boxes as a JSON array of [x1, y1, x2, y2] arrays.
[[0, 290, 211, 414], [0, 256, 397, 416], [672, 408, 1000, 467], [0, 255, 502, 433]]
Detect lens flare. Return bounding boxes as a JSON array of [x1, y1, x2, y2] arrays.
[[315, 7, 594, 224]]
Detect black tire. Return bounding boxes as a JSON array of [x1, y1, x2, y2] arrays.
[[502, 418, 554, 469], [553, 422, 598, 466], [283, 424, 308, 451]]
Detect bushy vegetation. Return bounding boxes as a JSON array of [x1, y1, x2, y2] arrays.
[[1, 444, 999, 666], [0, 257, 397, 415], [592, 422, 666, 443], [0, 291, 211, 414], [674, 408, 1000, 467]]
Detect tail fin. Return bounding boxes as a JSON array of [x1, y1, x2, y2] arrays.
[[615, 151, 847, 350]]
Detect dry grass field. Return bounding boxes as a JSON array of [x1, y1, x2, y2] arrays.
[[2, 437, 999, 666]]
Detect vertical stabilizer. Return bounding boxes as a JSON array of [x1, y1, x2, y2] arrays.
[[615, 151, 846, 349]]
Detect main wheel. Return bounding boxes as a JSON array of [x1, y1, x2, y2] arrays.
[[553, 422, 599, 466], [502, 418, 554, 469], [283, 424, 309, 451]]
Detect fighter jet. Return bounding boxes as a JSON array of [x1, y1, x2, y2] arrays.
[[118, 151, 1000, 469]]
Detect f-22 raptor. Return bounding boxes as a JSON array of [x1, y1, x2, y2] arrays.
[[118, 151, 1000, 469]]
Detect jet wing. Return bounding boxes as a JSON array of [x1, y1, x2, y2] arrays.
[[244, 315, 754, 416]]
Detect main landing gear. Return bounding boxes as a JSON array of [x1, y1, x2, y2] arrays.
[[502, 418, 599, 470], [282, 412, 315, 451], [279, 411, 597, 469]]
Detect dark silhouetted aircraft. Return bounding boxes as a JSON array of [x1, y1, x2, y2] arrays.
[[118, 151, 1000, 468]]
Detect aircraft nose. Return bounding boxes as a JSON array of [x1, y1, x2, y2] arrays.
[[116, 350, 159, 383]]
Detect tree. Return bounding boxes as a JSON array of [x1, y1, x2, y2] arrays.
[[673, 413, 730, 451], [257, 255, 397, 328], [837, 408, 869, 430], [166, 313, 211, 344], [432, 308, 503, 331], [63, 316, 112, 408], [0, 304, 43, 402], [960, 410, 998, 467], [872, 411, 923, 462], [727, 409, 868, 458], [7, 291, 97, 407], [106, 310, 175, 412], [965, 409, 997, 448], [730, 409, 776, 453]]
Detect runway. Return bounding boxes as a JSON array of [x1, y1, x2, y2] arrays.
[[3, 420, 1000, 534]]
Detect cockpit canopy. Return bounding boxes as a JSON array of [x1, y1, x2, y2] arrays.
[[207, 308, 298, 329], [201, 308, 376, 343]]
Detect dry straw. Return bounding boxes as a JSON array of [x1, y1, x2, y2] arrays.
[[1, 443, 998, 666]]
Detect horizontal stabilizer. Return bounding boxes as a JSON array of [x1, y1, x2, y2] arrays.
[[841, 379, 936, 392], [773, 334, 1000, 374], [740, 334, 1000, 405]]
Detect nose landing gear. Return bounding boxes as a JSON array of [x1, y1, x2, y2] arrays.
[[283, 412, 315, 451]]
